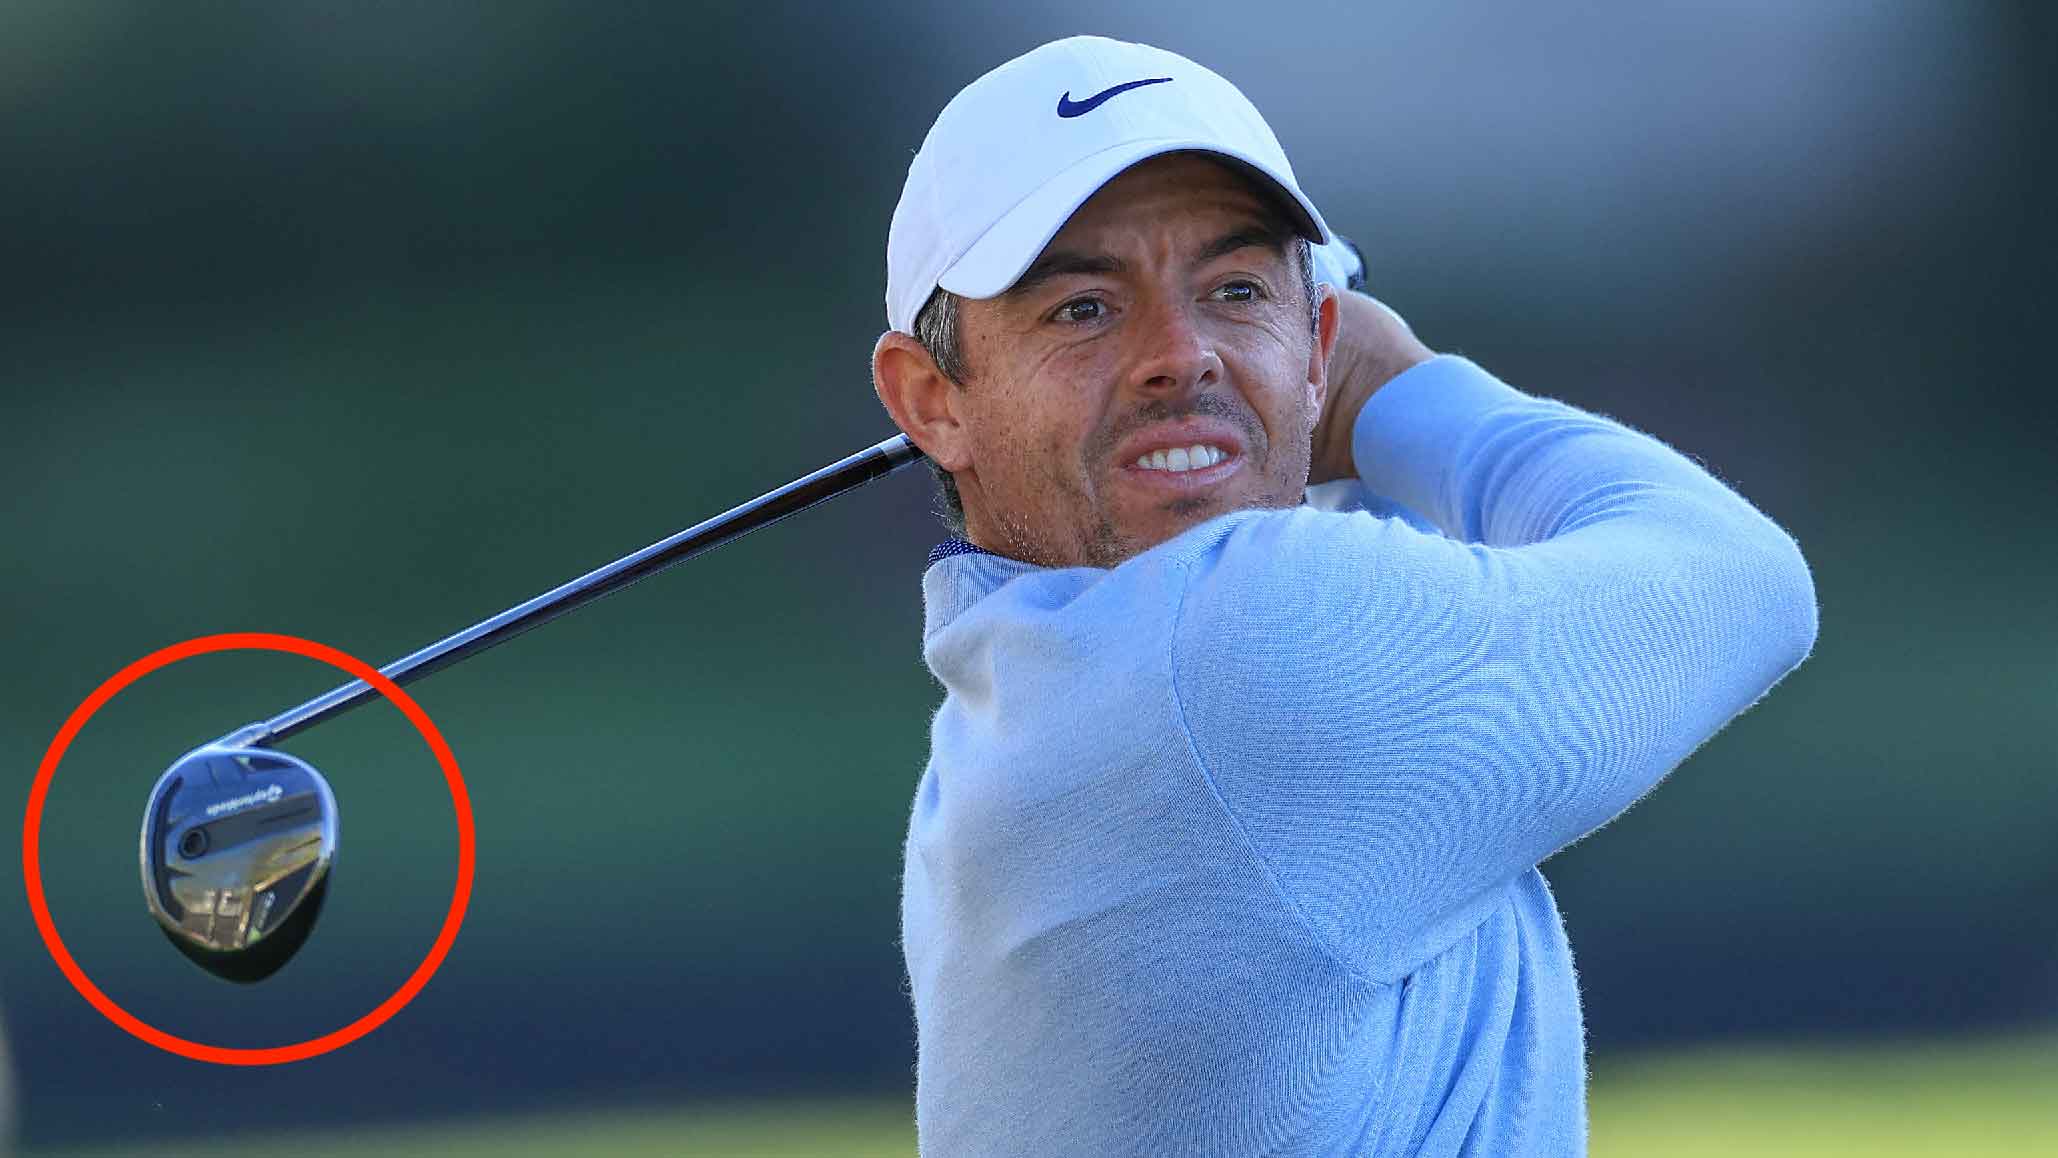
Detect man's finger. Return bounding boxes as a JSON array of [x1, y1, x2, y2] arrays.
[[1314, 233, 1412, 333], [1310, 234, 1366, 291]]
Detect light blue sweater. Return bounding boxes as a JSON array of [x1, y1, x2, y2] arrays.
[[903, 356, 1818, 1156]]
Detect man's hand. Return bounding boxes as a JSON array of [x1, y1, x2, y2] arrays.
[[1309, 289, 1435, 486]]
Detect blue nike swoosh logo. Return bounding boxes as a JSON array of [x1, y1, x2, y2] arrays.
[[1056, 77, 1173, 118]]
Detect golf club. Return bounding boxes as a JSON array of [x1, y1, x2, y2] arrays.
[[141, 432, 927, 982]]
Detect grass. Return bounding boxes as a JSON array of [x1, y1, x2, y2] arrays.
[[26, 1033, 2056, 1156], [1589, 1031, 2058, 1158], [25, 1099, 916, 1158]]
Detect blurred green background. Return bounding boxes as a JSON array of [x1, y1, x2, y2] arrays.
[[3, 1, 2052, 1153]]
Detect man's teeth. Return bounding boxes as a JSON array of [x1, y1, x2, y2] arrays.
[[1134, 445, 1227, 472]]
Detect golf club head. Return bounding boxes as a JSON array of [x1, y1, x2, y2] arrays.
[[139, 745, 338, 983]]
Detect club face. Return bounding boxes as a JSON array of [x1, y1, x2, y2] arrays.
[[139, 745, 338, 983]]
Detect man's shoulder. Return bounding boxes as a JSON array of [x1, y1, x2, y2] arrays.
[[1304, 479, 1437, 533], [922, 498, 1442, 644], [1144, 498, 1431, 580]]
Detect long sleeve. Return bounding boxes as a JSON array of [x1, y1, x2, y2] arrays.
[[1169, 356, 1818, 983]]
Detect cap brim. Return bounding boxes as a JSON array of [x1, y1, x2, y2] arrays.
[[937, 139, 1330, 301]]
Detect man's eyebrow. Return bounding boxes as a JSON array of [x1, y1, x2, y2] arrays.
[[1002, 224, 1292, 299], [1004, 251, 1125, 299], [1194, 224, 1293, 265]]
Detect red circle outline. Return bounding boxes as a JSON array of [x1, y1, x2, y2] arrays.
[[21, 632, 476, 1065]]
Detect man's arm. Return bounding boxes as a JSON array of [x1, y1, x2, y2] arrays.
[[1168, 314, 1818, 983]]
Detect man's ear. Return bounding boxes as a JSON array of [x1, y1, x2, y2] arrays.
[[1306, 283, 1341, 416], [873, 331, 973, 472]]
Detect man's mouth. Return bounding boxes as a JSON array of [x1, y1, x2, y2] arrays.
[[1130, 443, 1230, 472], [1118, 443, 1242, 494], [1109, 415, 1252, 494]]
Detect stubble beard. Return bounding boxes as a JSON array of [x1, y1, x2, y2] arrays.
[[982, 391, 1314, 571]]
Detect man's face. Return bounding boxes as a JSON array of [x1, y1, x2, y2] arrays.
[[947, 153, 1336, 568]]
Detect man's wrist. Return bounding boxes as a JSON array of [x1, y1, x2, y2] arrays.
[[1351, 355, 1524, 516]]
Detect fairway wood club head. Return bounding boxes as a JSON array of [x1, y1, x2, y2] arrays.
[[139, 745, 338, 983]]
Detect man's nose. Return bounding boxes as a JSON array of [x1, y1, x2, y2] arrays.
[[1126, 294, 1223, 395]]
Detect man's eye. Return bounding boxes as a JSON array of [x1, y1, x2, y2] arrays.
[[1215, 280, 1263, 303], [1052, 297, 1106, 324]]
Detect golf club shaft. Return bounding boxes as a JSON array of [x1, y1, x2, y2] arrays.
[[214, 433, 927, 750]]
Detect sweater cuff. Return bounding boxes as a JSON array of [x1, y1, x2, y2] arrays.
[[1351, 355, 1525, 525]]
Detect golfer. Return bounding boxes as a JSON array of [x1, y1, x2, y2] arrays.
[[873, 36, 1816, 1156]]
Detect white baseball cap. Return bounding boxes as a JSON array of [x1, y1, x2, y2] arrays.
[[884, 35, 1331, 333]]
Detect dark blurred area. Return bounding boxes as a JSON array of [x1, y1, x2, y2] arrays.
[[3, 1, 2053, 1149]]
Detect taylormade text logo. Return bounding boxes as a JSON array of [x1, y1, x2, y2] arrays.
[[206, 783, 284, 817]]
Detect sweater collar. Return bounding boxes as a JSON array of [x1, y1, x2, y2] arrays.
[[925, 536, 998, 567], [921, 537, 1046, 643]]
